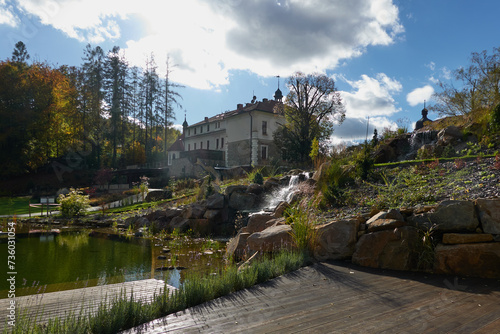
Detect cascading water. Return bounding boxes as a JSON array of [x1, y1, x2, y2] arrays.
[[264, 173, 309, 211]]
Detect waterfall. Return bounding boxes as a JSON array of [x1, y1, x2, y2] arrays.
[[264, 173, 309, 210]]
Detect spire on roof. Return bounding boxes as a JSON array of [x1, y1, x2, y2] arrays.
[[274, 75, 283, 102], [182, 112, 188, 129]]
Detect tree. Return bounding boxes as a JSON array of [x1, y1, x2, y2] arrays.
[[81, 44, 105, 167], [11, 41, 30, 65], [104, 46, 128, 167], [163, 55, 183, 158], [431, 47, 500, 117], [0, 60, 78, 175], [274, 72, 345, 163]]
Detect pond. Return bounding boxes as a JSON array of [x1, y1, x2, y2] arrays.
[[0, 230, 226, 298]]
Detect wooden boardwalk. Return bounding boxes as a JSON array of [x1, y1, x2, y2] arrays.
[[0, 279, 171, 332], [123, 261, 500, 334]]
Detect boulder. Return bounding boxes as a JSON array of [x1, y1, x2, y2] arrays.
[[434, 243, 500, 278], [182, 203, 206, 219], [313, 218, 361, 261], [225, 232, 251, 260], [124, 216, 138, 227], [203, 209, 221, 221], [229, 192, 257, 211], [205, 193, 225, 210], [366, 209, 406, 232], [352, 227, 420, 271], [437, 125, 462, 145], [188, 219, 211, 236], [169, 217, 190, 232], [442, 233, 494, 244], [265, 217, 286, 229], [246, 213, 275, 234], [247, 183, 264, 195], [475, 198, 500, 234], [367, 219, 406, 233], [312, 161, 331, 182], [134, 216, 149, 228], [274, 201, 290, 218], [263, 178, 280, 192], [164, 208, 183, 219], [430, 200, 479, 232], [145, 189, 172, 202], [247, 224, 293, 252], [225, 185, 248, 197], [145, 210, 166, 222]]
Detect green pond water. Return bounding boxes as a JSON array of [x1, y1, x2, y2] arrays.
[[0, 230, 226, 298]]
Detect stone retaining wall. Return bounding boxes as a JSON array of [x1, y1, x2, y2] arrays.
[[228, 198, 500, 279]]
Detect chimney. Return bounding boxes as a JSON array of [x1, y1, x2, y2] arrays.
[[204, 117, 209, 122], [262, 98, 268, 102], [237, 103, 243, 110]]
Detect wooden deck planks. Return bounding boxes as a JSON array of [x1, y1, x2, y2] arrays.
[[0, 279, 171, 332], [123, 261, 500, 334]]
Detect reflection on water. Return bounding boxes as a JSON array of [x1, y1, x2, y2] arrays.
[[0, 231, 226, 298]]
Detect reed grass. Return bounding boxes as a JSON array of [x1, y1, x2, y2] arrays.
[[7, 251, 308, 334]]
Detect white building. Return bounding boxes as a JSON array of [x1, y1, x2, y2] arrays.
[[167, 90, 285, 177]]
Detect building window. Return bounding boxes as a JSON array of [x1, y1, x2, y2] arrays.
[[194, 127, 197, 135], [194, 143, 197, 150], [262, 121, 268, 135], [216, 138, 219, 149], [221, 137, 224, 148], [172, 153, 176, 160], [188, 144, 191, 151], [200, 126, 203, 134], [261, 145, 268, 160], [207, 124, 210, 132], [200, 141, 203, 149], [207, 140, 210, 149], [188, 128, 191, 136]]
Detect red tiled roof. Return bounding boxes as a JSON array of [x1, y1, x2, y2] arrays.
[[189, 99, 280, 127], [167, 133, 184, 151]]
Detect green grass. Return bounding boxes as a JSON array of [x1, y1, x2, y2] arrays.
[[0, 196, 34, 216], [9, 250, 309, 334]]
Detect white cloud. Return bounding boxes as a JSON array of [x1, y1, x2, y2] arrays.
[[332, 115, 396, 144], [331, 73, 401, 143], [12, 0, 404, 90], [406, 85, 434, 107], [0, 0, 18, 27], [340, 73, 402, 119], [425, 61, 435, 71]]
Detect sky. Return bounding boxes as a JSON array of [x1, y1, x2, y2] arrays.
[[1, 0, 499, 146]]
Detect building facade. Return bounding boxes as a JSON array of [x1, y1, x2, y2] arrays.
[[167, 94, 285, 177]]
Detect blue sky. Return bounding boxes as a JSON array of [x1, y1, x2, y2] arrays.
[[1, 0, 499, 145]]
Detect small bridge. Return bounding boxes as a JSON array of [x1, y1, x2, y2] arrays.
[[0, 279, 173, 332]]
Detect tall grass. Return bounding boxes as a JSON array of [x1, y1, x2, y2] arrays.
[[8, 251, 307, 334], [285, 205, 318, 255]]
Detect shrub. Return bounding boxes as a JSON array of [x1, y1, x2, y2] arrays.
[[355, 143, 374, 180], [247, 167, 264, 185], [58, 188, 90, 217], [252, 171, 264, 185]]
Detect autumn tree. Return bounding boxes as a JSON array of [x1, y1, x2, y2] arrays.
[[431, 47, 500, 117], [0, 60, 78, 176], [274, 72, 345, 164]]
